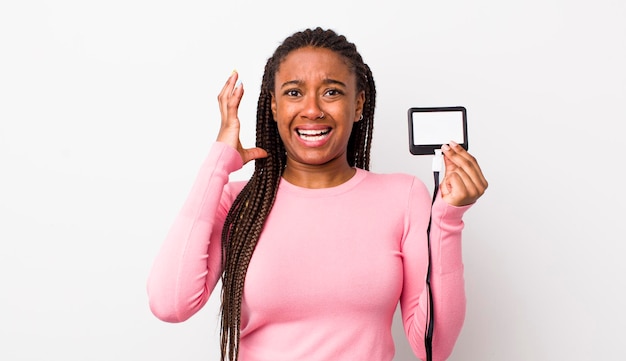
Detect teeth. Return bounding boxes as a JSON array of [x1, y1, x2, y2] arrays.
[[298, 129, 329, 136], [297, 128, 330, 142]]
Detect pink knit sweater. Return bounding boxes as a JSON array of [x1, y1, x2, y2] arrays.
[[147, 142, 469, 361]]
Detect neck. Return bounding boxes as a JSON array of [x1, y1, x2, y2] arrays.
[[282, 160, 356, 189]]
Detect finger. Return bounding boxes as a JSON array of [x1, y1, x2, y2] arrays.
[[440, 144, 488, 205], [440, 172, 470, 206], [216, 72, 246, 146], [442, 142, 488, 190], [218, 71, 237, 111], [227, 80, 244, 116], [442, 142, 474, 171], [442, 149, 458, 172], [240, 147, 269, 164], [217, 71, 242, 126], [446, 163, 487, 204], [448, 167, 482, 203]]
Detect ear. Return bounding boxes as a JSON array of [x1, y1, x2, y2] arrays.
[[270, 92, 277, 120], [354, 90, 365, 122]]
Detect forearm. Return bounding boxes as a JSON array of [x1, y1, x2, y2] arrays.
[[147, 142, 243, 322], [427, 195, 469, 360], [402, 188, 470, 360]]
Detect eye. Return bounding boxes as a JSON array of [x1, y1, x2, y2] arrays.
[[284, 89, 301, 97], [324, 88, 343, 97]]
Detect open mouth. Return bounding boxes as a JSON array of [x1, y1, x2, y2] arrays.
[[296, 128, 331, 141]]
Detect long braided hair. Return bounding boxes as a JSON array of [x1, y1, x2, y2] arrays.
[[219, 27, 377, 361]]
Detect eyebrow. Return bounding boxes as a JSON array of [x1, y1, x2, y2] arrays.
[[279, 78, 347, 89]]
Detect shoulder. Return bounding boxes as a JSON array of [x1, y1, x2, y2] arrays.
[[357, 169, 431, 207], [361, 169, 428, 194]]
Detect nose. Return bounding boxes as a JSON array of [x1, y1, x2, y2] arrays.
[[302, 95, 323, 120]]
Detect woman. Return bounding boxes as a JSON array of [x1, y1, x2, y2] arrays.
[[147, 27, 488, 361]]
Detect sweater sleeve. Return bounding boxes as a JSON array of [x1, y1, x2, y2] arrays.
[[400, 178, 471, 361], [146, 142, 243, 323]]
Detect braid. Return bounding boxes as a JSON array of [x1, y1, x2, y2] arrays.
[[219, 27, 376, 360]]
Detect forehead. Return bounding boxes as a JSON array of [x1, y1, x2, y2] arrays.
[[275, 47, 355, 85]]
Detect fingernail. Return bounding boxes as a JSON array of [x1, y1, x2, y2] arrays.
[[450, 140, 459, 148], [235, 80, 242, 88], [442, 144, 451, 151]]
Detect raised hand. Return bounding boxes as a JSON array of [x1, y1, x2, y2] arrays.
[[216, 71, 268, 164], [440, 141, 488, 206]]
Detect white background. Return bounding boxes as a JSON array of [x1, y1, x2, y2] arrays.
[[1, 1, 625, 360]]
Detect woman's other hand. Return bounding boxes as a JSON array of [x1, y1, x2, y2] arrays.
[[440, 141, 488, 206], [216, 71, 268, 164]]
